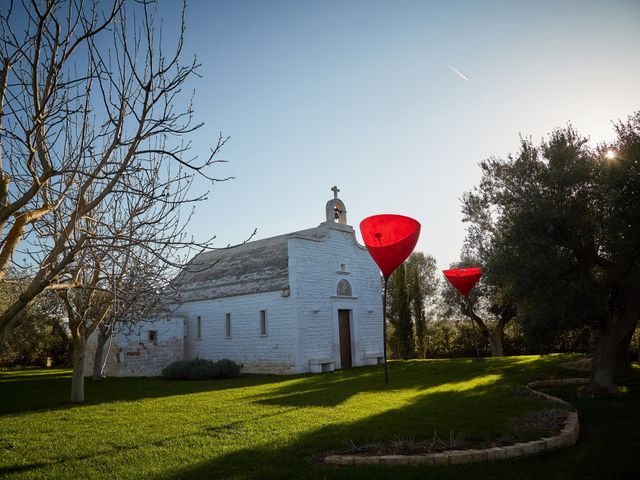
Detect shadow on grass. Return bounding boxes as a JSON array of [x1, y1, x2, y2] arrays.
[[0, 370, 291, 416], [1, 379, 509, 478], [2, 356, 630, 480], [0, 355, 571, 416], [0, 368, 72, 381], [152, 370, 640, 480], [0, 406, 301, 477], [248, 355, 570, 408]]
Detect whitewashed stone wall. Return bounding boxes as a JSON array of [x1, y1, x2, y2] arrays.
[[176, 290, 300, 374], [289, 222, 384, 371], [84, 317, 184, 377], [89, 221, 384, 377]]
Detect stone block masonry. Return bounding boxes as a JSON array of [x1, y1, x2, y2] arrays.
[[84, 317, 184, 377], [289, 225, 383, 371], [178, 290, 300, 374], [86, 219, 384, 376]]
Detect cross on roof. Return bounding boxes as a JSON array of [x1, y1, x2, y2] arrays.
[[331, 185, 340, 199]]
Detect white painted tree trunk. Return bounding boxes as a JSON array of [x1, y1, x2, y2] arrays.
[[92, 322, 114, 380]]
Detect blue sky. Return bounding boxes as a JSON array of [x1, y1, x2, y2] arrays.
[[160, 0, 639, 269]]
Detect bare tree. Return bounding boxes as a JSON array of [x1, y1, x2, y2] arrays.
[[54, 158, 197, 402], [91, 272, 173, 382], [0, 0, 229, 352]]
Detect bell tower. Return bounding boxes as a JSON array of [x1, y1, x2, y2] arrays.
[[325, 186, 347, 225]]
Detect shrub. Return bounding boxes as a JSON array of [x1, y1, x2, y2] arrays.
[[215, 358, 241, 378], [162, 358, 240, 380]]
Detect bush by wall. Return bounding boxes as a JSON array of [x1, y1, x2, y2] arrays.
[[161, 358, 240, 380]]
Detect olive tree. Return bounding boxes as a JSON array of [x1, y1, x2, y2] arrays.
[[466, 114, 640, 394]]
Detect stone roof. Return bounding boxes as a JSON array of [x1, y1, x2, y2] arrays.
[[175, 226, 323, 302]]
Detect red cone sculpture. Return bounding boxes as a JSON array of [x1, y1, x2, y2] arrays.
[[360, 214, 421, 384], [442, 267, 483, 297], [359, 214, 421, 279]]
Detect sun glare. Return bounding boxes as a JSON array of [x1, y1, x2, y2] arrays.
[[605, 149, 617, 160]]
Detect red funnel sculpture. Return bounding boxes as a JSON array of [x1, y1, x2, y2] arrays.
[[360, 214, 421, 279], [442, 267, 483, 297], [360, 214, 421, 384]]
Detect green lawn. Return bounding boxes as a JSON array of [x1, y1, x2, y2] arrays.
[[0, 356, 638, 479]]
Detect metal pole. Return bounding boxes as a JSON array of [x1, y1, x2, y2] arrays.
[[467, 297, 480, 360], [383, 276, 389, 384]]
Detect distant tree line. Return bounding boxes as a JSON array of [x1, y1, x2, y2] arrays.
[[386, 256, 601, 361]]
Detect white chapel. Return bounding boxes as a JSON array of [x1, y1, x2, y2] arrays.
[[93, 188, 384, 376]]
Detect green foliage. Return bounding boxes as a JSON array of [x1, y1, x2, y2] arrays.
[[409, 269, 427, 358], [0, 280, 69, 369], [406, 252, 437, 358], [161, 358, 240, 380], [405, 251, 439, 298], [386, 252, 438, 359], [631, 324, 640, 363], [423, 318, 483, 358], [423, 317, 522, 358], [423, 313, 593, 359], [0, 316, 69, 369], [389, 264, 414, 359], [464, 113, 640, 367]]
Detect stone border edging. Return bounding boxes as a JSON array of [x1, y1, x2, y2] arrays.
[[324, 378, 587, 466]]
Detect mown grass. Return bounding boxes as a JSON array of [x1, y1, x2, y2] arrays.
[[0, 355, 638, 479]]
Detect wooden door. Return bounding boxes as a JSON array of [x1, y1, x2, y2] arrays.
[[338, 309, 352, 368]]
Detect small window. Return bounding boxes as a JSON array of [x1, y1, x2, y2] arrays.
[[148, 330, 158, 345], [225, 313, 232, 338], [340, 263, 347, 272], [260, 310, 268, 337], [196, 316, 202, 340]]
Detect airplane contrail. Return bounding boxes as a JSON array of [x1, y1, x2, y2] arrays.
[[448, 65, 470, 82]]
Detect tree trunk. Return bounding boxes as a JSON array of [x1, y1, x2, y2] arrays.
[[70, 335, 87, 403], [590, 328, 620, 396], [0, 310, 26, 350], [489, 328, 504, 357], [464, 306, 491, 357], [92, 322, 112, 380], [589, 293, 640, 396]]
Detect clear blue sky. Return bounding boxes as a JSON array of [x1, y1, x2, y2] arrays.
[[160, 0, 640, 269]]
